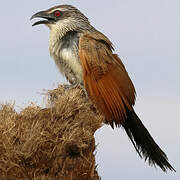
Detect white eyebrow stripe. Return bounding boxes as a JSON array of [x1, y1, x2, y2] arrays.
[[48, 8, 68, 14]]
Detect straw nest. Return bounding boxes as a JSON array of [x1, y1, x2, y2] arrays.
[[0, 85, 104, 180]]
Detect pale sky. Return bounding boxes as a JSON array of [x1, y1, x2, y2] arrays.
[[0, 0, 179, 179]]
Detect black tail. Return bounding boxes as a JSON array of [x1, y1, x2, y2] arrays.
[[122, 110, 175, 172]]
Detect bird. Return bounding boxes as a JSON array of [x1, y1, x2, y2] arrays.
[[31, 4, 175, 172]]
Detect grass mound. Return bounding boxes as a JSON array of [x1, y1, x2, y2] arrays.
[[0, 85, 104, 180]]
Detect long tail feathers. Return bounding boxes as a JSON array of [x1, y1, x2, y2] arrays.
[[122, 110, 176, 172]]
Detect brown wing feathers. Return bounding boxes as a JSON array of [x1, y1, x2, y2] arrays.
[[79, 32, 136, 127], [79, 32, 176, 171]]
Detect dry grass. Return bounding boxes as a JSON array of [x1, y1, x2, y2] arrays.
[[0, 85, 104, 180]]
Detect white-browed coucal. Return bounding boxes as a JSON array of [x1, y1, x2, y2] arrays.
[[31, 5, 175, 172]]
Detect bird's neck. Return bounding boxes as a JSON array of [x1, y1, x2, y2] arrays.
[[49, 21, 71, 53], [49, 19, 94, 53]]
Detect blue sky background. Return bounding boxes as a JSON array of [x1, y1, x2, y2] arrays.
[[0, 0, 179, 179]]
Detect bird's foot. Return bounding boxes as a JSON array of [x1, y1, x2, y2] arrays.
[[63, 83, 82, 90], [63, 83, 89, 99]]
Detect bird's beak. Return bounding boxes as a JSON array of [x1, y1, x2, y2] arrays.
[[30, 11, 54, 26]]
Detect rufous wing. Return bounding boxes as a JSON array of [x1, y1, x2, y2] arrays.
[[79, 31, 136, 127]]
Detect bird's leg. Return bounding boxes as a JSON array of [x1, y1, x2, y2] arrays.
[[63, 82, 82, 90], [63, 83, 75, 90]]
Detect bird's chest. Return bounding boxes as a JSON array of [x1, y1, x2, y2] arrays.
[[49, 31, 83, 84]]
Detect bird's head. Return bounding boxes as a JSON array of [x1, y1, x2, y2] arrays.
[[31, 5, 92, 33]]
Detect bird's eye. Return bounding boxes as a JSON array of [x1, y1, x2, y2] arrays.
[[54, 10, 61, 17]]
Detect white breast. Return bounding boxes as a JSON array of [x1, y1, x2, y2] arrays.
[[49, 36, 83, 83], [59, 48, 83, 81]]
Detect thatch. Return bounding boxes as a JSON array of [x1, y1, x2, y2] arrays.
[[0, 85, 104, 180]]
